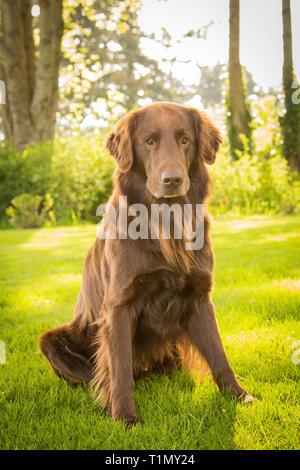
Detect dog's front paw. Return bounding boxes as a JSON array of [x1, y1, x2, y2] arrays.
[[111, 413, 141, 427], [124, 415, 141, 427], [111, 402, 141, 426], [241, 393, 257, 404]]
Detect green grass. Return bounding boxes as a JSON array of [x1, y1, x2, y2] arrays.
[[0, 215, 299, 450]]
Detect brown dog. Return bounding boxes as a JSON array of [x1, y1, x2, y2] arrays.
[[40, 102, 254, 424]]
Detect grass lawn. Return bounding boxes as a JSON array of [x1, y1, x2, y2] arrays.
[[0, 215, 299, 450]]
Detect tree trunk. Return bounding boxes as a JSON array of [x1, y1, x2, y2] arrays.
[[281, 0, 300, 172], [0, 0, 63, 151], [282, 0, 293, 79], [227, 0, 251, 158]]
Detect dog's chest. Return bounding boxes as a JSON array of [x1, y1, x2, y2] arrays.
[[133, 271, 195, 338]]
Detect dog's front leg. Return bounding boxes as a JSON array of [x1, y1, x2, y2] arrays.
[[105, 306, 139, 425], [187, 294, 255, 402]]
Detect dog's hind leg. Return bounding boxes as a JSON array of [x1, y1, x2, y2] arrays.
[[39, 321, 97, 386]]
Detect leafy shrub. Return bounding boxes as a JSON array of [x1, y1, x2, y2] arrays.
[[0, 133, 115, 225], [51, 133, 115, 224], [1, 122, 300, 229], [0, 141, 52, 218], [6, 193, 54, 228], [210, 138, 300, 215]]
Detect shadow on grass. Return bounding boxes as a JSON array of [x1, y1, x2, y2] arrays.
[[31, 368, 242, 449], [132, 371, 242, 450]]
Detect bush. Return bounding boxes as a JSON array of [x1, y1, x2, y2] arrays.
[[210, 139, 300, 215], [51, 133, 115, 224], [0, 141, 52, 218], [0, 133, 115, 226], [1, 125, 300, 229], [6, 193, 54, 228]]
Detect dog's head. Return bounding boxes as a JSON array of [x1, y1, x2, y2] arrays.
[[104, 102, 222, 199]]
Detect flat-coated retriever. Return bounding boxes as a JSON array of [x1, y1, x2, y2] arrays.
[[40, 102, 254, 424]]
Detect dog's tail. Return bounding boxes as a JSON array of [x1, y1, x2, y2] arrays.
[[39, 323, 94, 385]]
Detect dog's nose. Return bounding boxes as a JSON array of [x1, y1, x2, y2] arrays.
[[161, 170, 183, 187]]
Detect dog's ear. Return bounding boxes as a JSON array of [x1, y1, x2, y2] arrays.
[[190, 108, 222, 165], [104, 111, 136, 173]]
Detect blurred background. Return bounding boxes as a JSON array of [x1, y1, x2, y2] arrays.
[[0, 0, 300, 228]]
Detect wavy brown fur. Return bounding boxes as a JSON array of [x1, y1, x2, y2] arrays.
[[40, 102, 254, 423]]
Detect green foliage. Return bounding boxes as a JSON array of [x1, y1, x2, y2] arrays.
[[0, 133, 115, 227], [0, 141, 52, 218], [225, 69, 253, 160], [51, 134, 115, 224], [1, 106, 300, 228], [279, 74, 300, 171], [6, 193, 54, 229], [210, 138, 300, 215], [60, 0, 187, 126]]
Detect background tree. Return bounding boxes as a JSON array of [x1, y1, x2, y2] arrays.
[[59, 0, 188, 127], [192, 64, 270, 109], [226, 0, 252, 159], [0, 0, 64, 151], [280, 0, 300, 172], [193, 63, 226, 108]]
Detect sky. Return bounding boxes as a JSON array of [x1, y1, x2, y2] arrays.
[[138, 0, 300, 91]]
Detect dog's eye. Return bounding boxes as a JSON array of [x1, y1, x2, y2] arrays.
[[145, 137, 154, 146], [181, 137, 189, 145]]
